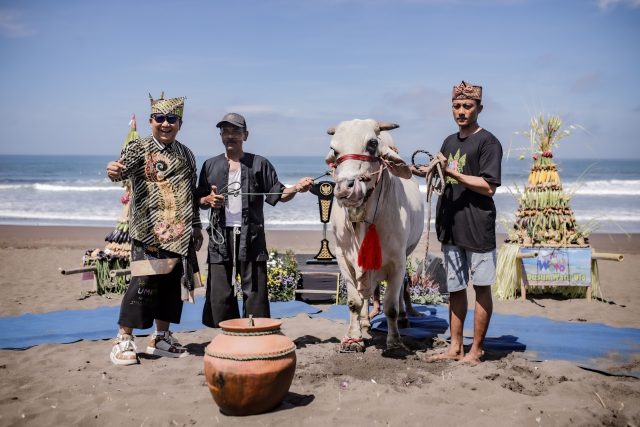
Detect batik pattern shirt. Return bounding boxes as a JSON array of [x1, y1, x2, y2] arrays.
[[112, 136, 201, 256]]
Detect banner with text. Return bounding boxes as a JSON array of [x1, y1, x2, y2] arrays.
[[521, 247, 592, 287]]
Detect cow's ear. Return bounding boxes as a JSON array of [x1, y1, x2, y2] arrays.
[[327, 127, 336, 135], [325, 149, 337, 165], [378, 122, 399, 131]]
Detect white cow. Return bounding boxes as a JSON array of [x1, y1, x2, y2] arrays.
[[326, 119, 424, 351]]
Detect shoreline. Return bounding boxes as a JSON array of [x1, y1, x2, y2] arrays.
[[1, 224, 638, 254]]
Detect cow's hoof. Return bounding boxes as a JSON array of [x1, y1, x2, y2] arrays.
[[386, 339, 409, 352], [340, 337, 365, 353]]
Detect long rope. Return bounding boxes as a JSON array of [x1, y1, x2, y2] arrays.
[[411, 150, 446, 280], [207, 170, 332, 246]]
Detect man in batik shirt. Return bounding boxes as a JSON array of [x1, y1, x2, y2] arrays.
[[106, 93, 203, 366]]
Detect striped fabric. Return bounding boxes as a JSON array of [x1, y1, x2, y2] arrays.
[[114, 136, 200, 256]]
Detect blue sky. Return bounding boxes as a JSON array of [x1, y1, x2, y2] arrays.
[[1, 0, 639, 159]]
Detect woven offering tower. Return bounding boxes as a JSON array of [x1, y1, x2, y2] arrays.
[[495, 115, 598, 300], [80, 116, 139, 294], [511, 115, 588, 248]]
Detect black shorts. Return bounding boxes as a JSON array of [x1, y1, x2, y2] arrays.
[[118, 240, 184, 330]]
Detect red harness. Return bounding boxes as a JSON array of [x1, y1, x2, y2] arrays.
[[333, 153, 380, 166]]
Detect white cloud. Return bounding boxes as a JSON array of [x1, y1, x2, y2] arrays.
[[0, 10, 34, 38], [596, 0, 640, 10]]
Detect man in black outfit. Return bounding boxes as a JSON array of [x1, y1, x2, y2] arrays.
[[197, 113, 313, 327]]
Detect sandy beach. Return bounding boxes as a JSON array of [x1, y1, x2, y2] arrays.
[[0, 225, 639, 426]]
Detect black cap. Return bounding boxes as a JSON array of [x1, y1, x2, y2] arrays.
[[216, 112, 246, 129]]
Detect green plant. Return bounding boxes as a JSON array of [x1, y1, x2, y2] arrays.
[[266, 249, 300, 302], [336, 256, 444, 305], [83, 250, 129, 295]]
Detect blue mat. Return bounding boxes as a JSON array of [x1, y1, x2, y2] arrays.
[[314, 304, 640, 377], [0, 298, 320, 350]]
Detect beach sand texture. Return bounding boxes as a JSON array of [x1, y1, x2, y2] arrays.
[[0, 225, 639, 426]]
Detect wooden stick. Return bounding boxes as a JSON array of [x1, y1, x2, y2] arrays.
[[517, 251, 538, 259], [59, 266, 97, 275], [591, 252, 623, 262]]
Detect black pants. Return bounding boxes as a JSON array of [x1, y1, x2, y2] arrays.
[[202, 258, 270, 328], [119, 240, 184, 330]]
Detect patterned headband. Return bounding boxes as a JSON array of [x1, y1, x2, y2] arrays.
[[452, 81, 482, 101], [149, 92, 185, 117]]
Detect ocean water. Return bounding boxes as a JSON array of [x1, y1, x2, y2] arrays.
[[0, 155, 638, 233]]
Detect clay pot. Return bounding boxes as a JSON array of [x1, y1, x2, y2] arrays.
[[203, 317, 297, 416]]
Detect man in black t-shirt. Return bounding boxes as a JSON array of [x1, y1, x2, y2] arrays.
[[415, 81, 502, 365]]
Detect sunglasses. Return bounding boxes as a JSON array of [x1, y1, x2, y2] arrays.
[[151, 114, 180, 124]]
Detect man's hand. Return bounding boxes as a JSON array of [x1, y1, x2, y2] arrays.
[[201, 185, 224, 209], [106, 160, 125, 180], [294, 177, 314, 193], [435, 152, 448, 174], [411, 152, 448, 178], [192, 227, 204, 251], [383, 159, 412, 179]]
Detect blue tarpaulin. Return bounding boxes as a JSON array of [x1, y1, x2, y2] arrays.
[[1, 301, 638, 377], [0, 298, 320, 350], [314, 304, 640, 377]]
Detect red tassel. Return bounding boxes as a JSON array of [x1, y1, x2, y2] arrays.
[[358, 223, 382, 271]]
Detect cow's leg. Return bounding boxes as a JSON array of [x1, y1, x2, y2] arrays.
[[341, 279, 366, 352], [359, 298, 371, 331], [397, 277, 409, 329], [358, 276, 373, 332], [383, 270, 409, 350]]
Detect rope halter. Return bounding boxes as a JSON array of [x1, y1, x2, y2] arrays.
[[332, 153, 383, 183]]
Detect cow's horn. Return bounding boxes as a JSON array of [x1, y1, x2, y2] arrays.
[[327, 127, 336, 135], [378, 122, 399, 131]]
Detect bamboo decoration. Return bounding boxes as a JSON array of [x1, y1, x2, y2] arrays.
[[511, 115, 588, 248], [495, 115, 596, 299], [61, 115, 139, 296]]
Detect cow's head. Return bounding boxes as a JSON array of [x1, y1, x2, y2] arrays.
[[325, 119, 402, 208]]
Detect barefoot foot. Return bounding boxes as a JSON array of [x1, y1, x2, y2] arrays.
[[459, 351, 483, 366], [423, 350, 463, 362]]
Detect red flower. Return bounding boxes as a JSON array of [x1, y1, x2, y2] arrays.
[[120, 192, 130, 205]]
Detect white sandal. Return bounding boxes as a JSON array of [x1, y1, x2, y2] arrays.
[[110, 334, 139, 366]]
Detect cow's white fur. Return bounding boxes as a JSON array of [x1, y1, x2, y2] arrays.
[[326, 119, 424, 350]]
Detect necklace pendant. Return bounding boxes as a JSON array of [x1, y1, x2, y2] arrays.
[[347, 207, 366, 222]]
